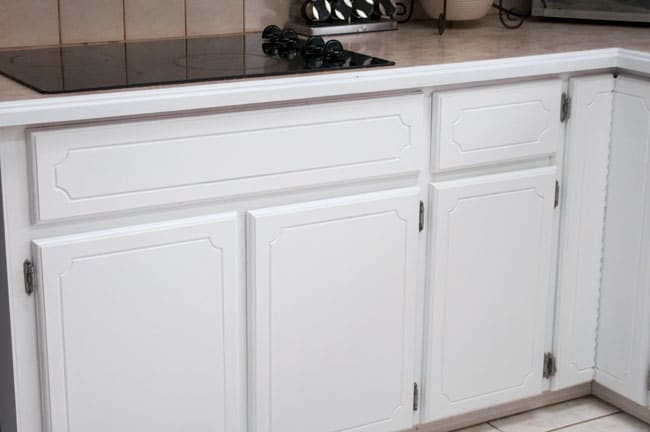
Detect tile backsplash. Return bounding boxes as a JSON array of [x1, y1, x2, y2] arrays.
[[0, 0, 301, 49], [0, 0, 425, 49]]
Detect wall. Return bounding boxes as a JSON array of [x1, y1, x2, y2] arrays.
[[0, 0, 428, 49], [0, 0, 304, 49]]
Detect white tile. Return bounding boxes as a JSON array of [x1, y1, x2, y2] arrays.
[[490, 397, 620, 432], [453, 424, 499, 432], [0, 0, 59, 48], [60, 0, 124, 44], [187, 0, 243, 36], [558, 413, 650, 432]]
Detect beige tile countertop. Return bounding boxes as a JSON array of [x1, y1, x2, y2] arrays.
[[1, 14, 649, 104]]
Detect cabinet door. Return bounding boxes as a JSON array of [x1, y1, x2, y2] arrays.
[[553, 75, 614, 390], [595, 75, 650, 406], [33, 214, 244, 432], [425, 168, 556, 421], [248, 189, 419, 432]]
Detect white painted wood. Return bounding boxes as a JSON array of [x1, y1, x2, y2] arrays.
[[248, 188, 419, 432], [433, 80, 562, 171], [425, 167, 557, 421], [28, 94, 424, 222], [595, 75, 650, 407], [32, 214, 245, 432], [552, 75, 614, 390]]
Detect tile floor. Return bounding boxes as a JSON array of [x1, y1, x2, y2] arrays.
[[454, 397, 650, 432]]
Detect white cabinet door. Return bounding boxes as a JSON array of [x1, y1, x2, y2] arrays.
[[595, 76, 650, 407], [552, 75, 614, 390], [248, 189, 420, 432], [425, 168, 556, 421], [33, 214, 244, 432]]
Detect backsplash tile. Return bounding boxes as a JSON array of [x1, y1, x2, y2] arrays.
[[0, 0, 60, 48], [187, 0, 244, 36], [124, 0, 186, 39], [245, 0, 293, 32], [60, 0, 124, 44]]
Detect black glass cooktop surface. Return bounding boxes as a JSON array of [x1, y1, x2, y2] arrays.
[[0, 33, 394, 94]]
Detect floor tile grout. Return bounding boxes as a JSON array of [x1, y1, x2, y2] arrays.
[[543, 412, 622, 432]]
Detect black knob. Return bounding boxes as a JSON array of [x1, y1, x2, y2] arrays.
[[375, 0, 396, 17], [323, 39, 344, 61], [304, 36, 325, 56], [277, 28, 298, 50], [302, 0, 332, 22], [262, 24, 282, 41], [352, 0, 375, 19], [330, 0, 354, 20]]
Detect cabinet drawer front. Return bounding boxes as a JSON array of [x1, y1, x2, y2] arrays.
[[29, 94, 423, 222], [433, 80, 562, 171], [33, 214, 244, 432], [248, 189, 419, 432]]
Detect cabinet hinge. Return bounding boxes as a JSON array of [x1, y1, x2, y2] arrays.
[[419, 201, 425, 232], [543, 352, 557, 379], [647, 369, 650, 391], [554, 180, 560, 209], [23, 260, 35, 296], [413, 382, 419, 411], [560, 93, 571, 123]]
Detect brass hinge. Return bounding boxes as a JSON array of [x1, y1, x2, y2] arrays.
[[543, 352, 557, 379], [419, 201, 425, 232], [554, 180, 560, 209], [23, 260, 35, 295], [413, 382, 419, 411], [560, 93, 571, 123]]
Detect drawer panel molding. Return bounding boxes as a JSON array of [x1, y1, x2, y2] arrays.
[[29, 94, 424, 222], [433, 80, 562, 171]]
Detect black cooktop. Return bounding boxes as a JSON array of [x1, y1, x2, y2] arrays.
[[0, 32, 394, 94]]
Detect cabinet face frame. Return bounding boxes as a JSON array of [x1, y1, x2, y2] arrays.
[[424, 167, 557, 421], [32, 214, 245, 432], [247, 188, 420, 432]]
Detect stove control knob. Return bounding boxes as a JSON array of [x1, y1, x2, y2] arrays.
[[303, 0, 332, 22], [375, 0, 396, 17], [352, 0, 374, 19], [262, 24, 282, 41], [330, 0, 354, 20], [278, 28, 298, 49], [323, 39, 344, 61], [304, 36, 325, 56]]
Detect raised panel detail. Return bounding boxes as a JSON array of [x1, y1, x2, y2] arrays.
[[433, 80, 562, 171], [553, 75, 614, 390], [29, 94, 423, 222], [33, 214, 244, 432], [425, 168, 556, 421], [248, 189, 419, 432], [596, 76, 650, 406]]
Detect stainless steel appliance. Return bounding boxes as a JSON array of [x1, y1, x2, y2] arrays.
[[532, 0, 650, 23], [288, 0, 398, 36]]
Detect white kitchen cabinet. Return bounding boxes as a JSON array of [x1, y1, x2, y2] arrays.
[[32, 214, 245, 432], [27, 94, 423, 223], [425, 167, 557, 421], [248, 188, 420, 432], [595, 75, 650, 407], [432, 80, 562, 172], [552, 75, 614, 390]]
